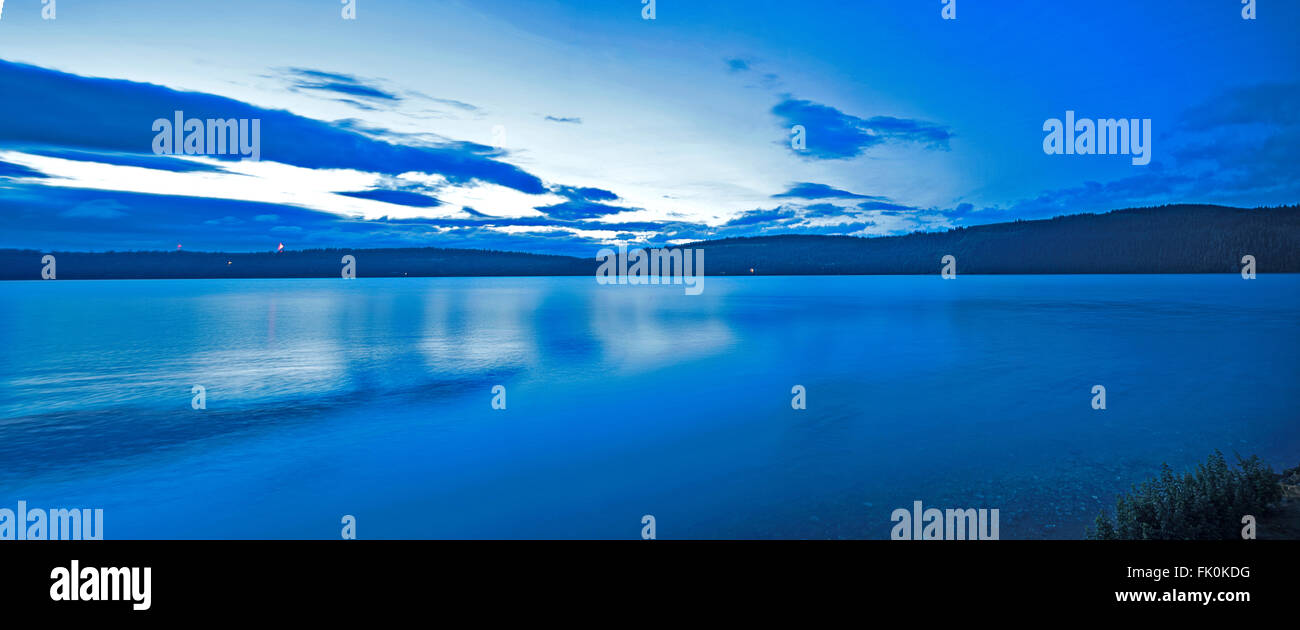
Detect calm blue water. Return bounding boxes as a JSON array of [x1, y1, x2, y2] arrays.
[[0, 275, 1296, 539]]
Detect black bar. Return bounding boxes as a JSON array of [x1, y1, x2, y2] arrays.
[[2, 540, 1290, 618]]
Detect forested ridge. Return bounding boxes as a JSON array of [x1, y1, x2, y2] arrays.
[[2, 204, 1295, 279]]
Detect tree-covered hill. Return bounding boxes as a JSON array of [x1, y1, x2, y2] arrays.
[[1, 204, 1295, 279], [686, 204, 1300, 275]]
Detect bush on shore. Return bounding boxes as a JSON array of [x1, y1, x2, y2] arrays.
[[1089, 451, 1282, 540]]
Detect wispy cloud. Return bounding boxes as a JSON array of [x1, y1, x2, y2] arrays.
[[280, 67, 401, 103]]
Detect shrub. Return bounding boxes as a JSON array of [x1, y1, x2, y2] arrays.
[[1088, 451, 1282, 540]]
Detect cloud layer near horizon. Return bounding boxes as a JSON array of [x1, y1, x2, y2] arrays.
[[1, 56, 1296, 255]]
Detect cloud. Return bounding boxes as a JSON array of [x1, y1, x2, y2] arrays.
[[722, 207, 796, 227], [535, 200, 628, 220], [1179, 81, 1300, 130], [0, 60, 967, 254], [856, 200, 918, 212], [328, 118, 499, 153], [408, 91, 481, 113], [725, 56, 782, 89], [336, 189, 443, 208], [280, 67, 401, 102], [0, 159, 48, 179], [1169, 81, 1300, 198], [967, 81, 1300, 223], [333, 99, 380, 112], [551, 185, 619, 202], [772, 182, 884, 200], [278, 69, 483, 119], [544, 115, 583, 124], [24, 147, 229, 173], [14, 64, 1288, 256], [772, 98, 952, 159], [0, 174, 962, 255], [800, 203, 853, 218], [0, 59, 546, 194]]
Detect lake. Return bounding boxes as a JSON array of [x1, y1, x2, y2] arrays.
[[1, 275, 1296, 539]]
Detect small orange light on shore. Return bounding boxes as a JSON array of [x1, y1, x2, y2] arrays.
[[749, 268, 755, 274]]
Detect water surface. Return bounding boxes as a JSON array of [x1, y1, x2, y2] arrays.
[[1, 275, 1296, 538]]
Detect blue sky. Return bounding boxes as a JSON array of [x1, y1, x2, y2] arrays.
[[0, 0, 1296, 255]]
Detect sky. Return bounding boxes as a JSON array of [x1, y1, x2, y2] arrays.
[[0, 0, 1297, 255]]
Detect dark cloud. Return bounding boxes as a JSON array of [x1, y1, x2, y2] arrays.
[[773, 98, 952, 159], [857, 200, 918, 212], [336, 189, 443, 208], [723, 208, 795, 227], [969, 81, 1300, 224], [773, 182, 884, 200], [0, 60, 962, 255], [0, 159, 48, 179], [328, 118, 501, 154], [1169, 81, 1300, 199], [800, 203, 853, 218], [0, 175, 922, 257], [0, 59, 545, 193], [551, 185, 619, 202], [535, 200, 628, 220]]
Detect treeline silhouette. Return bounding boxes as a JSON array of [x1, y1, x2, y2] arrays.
[[0, 247, 590, 280], [690, 204, 1300, 275], [1, 204, 1295, 279]]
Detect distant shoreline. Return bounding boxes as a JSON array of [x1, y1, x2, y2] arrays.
[[4, 203, 1297, 279], [3, 272, 1298, 282]]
